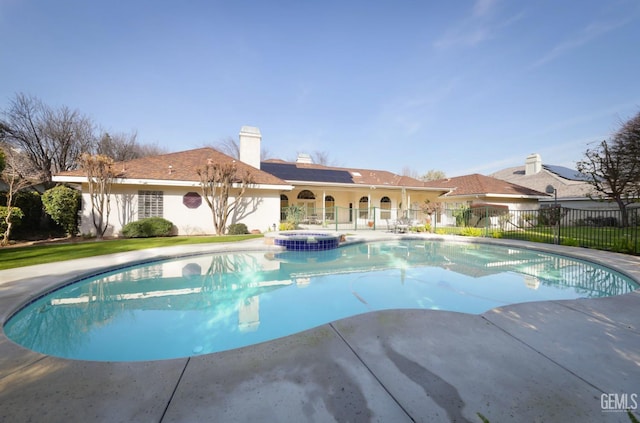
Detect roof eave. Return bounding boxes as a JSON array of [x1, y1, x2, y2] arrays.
[[284, 179, 447, 192], [52, 176, 293, 191], [442, 193, 546, 200]]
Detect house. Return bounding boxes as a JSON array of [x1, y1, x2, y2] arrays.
[[425, 173, 549, 209], [54, 127, 292, 236], [53, 126, 448, 236], [423, 173, 549, 227], [261, 155, 447, 226], [490, 153, 604, 209]]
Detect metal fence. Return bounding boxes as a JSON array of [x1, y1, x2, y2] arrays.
[[435, 206, 640, 255], [287, 206, 427, 233], [285, 205, 640, 255]]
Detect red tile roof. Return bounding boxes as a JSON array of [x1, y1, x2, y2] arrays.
[[424, 174, 548, 197], [57, 148, 289, 186]]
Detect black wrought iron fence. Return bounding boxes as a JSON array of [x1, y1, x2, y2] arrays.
[[279, 205, 640, 254], [434, 206, 640, 255]]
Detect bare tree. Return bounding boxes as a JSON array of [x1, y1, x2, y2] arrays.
[[44, 104, 95, 173], [401, 166, 421, 179], [0, 145, 33, 245], [135, 141, 168, 158], [79, 153, 115, 238], [1, 93, 96, 187], [577, 111, 640, 227], [311, 151, 333, 166], [422, 169, 446, 181], [215, 137, 271, 161], [216, 137, 240, 159], [196, 159, 255, 235]]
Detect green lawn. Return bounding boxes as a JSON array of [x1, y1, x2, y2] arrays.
[[502, 226, 639, 253], [0, 234, 262, 270], [434, 225, 639, 254]]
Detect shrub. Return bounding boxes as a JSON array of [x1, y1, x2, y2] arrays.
[[453, 206, 471, 227], [560, 237, 580, 247], [460, 227, 483, 237], [284, 204, 304, 229], [122, 217, 174, 238], [612, 236, 634, 253], [14, 191, 43, 229], [42, 185, 81, 236], [279, 222, 295, 231], [227, 223, 249, 235], [0, 206, 24, 234]]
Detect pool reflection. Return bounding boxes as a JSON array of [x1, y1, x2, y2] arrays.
[[4, 240, 637, 361]]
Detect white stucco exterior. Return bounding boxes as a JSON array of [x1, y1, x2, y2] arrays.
[[66, 180, 286, 237]]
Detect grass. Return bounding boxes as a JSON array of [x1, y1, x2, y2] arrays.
[[0, 234, 262, 270], [502, 226, 639, 253], [434, 225, 639, 254]]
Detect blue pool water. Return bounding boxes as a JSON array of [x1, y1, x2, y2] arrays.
[[4, 240, 638, 362]]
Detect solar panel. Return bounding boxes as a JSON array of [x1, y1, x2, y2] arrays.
[[542, 164, 593, 182], [261, 162, 354, 183]]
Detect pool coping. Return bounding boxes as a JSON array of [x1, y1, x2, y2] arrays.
[[1, 233, 639, 422]]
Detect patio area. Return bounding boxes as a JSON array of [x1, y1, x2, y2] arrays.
[[1, 233, 639, 422]]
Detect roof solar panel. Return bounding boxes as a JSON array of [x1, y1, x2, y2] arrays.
[[542, 164, 593, 182], [261, 162, 354, 183]]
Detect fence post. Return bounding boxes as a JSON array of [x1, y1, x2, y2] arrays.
[[373, 207, 377, 230], [485, 206, 489, 237]]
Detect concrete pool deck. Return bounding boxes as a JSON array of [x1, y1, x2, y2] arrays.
[[1, 233, 639, 422]]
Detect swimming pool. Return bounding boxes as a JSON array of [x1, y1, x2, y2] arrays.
[[4, 240, 638, 362]]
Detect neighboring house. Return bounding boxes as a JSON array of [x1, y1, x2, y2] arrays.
[[425, 173, 548, 209], [490, 153, 605, 209], [53, 126, 448, 236]]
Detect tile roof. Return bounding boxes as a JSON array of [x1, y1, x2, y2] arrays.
[[56, 148, 289, 186], [424, 173, 548, 198]]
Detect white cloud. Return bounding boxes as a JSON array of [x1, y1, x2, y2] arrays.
[[434, 1, 523, 50]]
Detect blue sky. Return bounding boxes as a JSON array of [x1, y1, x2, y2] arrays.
[[1, 0, 639, 177]]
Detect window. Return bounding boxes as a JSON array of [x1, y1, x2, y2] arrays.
[[183, 192, 202, 209], [139, 190, 163, 218], [380, 196, 391, 219], [280, 194, 289, 221], [358, 196, 369, 219], [297, 190, 316, 200], [325, 195, 335, 220], [297, 190, 316, 219]]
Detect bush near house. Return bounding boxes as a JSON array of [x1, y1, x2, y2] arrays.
[[121, 217, 174, 238], [42, 185, 81, 237], [0, 206, 24, 242], [227, 223, 249, 235]]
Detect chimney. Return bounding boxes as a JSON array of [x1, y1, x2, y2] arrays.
[[239, 126, 261, 169], [296, 153, 313, 164], [525, 153, 542, 176]]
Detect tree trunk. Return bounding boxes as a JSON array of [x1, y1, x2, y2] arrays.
[[615, 198, 629, 227]]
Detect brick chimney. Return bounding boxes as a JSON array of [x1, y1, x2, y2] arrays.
[[239, 126, 261, 169]]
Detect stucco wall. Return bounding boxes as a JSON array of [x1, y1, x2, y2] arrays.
[[78, 184, 282, 237]]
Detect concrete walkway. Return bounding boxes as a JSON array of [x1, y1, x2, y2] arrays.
[[1, 234, 639, 422]]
